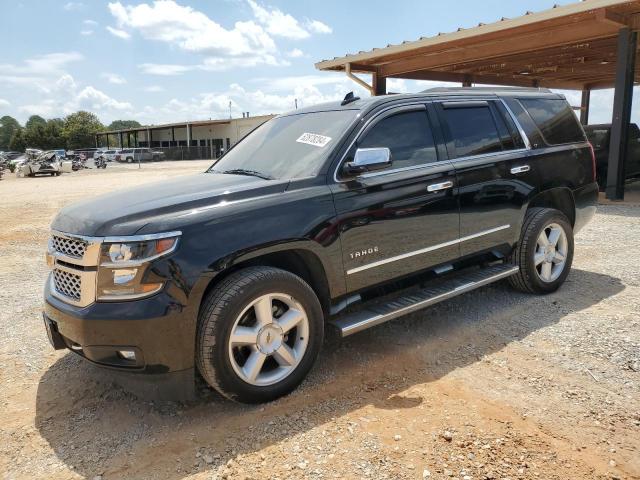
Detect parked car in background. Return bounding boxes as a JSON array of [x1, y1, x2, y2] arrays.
[[95, 149, 121, 162], [118, 147, 165, 163], [18, 151, 62, 177], [69, 148, 100, 161], [584, 123, 640, 189]]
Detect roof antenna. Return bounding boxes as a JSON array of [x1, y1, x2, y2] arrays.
[[341, 91, 360, 106]]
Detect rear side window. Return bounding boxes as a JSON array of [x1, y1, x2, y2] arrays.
[[443, 105, 503, 157], [519, 98, 585, 145], [358, 110, 437, 169]]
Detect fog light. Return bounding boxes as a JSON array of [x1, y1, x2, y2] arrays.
[[117, 350, 136, 361]]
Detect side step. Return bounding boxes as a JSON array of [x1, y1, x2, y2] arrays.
[[331, 263, 519, 337]]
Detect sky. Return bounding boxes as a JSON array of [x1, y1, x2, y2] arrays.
[[0, 0, 636, 126]]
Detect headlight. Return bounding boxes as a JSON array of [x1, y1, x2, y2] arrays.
[[96, 231, 180, 301]]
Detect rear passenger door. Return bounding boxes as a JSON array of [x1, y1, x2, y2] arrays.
[[332, 103, 459, 292], [436, 99, 535, 259]]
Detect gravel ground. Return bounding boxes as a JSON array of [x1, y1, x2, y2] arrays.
[[0, 162, 638, 480]]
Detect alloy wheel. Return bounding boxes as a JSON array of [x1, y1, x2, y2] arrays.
[[534, 222, 568, 283], [228, 293, 309, 386]]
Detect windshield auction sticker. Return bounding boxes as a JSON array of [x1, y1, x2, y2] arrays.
[[296, 133, 332, 148]]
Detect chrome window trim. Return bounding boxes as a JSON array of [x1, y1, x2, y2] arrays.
[[346, 224, 510, 275], [333, 97, 532, 184], [500, 98, 532, 150], [358, 160, 452, 180]]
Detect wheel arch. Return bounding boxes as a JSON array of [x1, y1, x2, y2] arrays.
[[527, 187, 576, 227], [197, 245, 334, 319]]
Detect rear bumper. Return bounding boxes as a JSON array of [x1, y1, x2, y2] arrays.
[[43, 280, 197, 401], [573, 182, 599, 233]]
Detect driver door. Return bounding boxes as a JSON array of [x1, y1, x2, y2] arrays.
[[330, 103, 460, 293]]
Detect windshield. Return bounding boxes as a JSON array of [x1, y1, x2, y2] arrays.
[[210, 110, 357, 180]]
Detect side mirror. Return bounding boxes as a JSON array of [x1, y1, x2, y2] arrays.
[[343, 147, 392, 176]]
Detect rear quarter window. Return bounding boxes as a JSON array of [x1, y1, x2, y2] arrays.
[[519, 98, 585, 145]]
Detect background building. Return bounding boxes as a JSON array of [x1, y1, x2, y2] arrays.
[[96, 114, 274, 160]]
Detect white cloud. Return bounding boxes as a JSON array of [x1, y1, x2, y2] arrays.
[[0, 52, 84, 93], [83, 19, 98, 26], [80, 29, 94, 36], [247, 0, 309, 39], [305, 19, 332, 34], [101, 73, 127, 84], [0, 99, 10, 108], [139, 63, 193, 76], [106, 26, 131, 39], [287, 48, 304, 58], [107, 1, 330, 72], [63, 2, 84, 11], [143, 85, 164, 92]]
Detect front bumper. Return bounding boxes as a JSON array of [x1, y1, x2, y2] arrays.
[[43, 279, 197, 400]]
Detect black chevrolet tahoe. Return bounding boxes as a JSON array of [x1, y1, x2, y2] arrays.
[[43, 88, 598, 403]]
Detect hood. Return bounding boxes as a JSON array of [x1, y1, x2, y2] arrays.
[[52, 173, 289, 236]]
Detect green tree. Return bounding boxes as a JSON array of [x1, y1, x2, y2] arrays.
[[25, 115, 46, 130], [0, 115, 21, 150], [23, 117, 47, 149], [40, 119, 66, 150], [62, 111, 105, 149], [107, 119, 142, 130], [8, 127, 26, 152]]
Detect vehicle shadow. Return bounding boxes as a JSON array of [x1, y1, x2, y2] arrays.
[[34, 268, 624, 479]]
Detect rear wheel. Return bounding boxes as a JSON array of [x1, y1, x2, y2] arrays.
[[127, 157, 133, 163], [508, 208, 574, 294], [196, 267, 324, 403]]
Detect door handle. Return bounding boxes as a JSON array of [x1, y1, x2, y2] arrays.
[[427, 181, 454, 192], [510, 165, 531, 174]]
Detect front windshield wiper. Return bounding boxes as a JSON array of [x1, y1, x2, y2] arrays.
[[218, 168, 274, 180]]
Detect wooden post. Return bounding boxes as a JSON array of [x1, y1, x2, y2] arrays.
[[373, 75, 386, 95], [606, 27, 637, 200], [580, 89, 591, 125]]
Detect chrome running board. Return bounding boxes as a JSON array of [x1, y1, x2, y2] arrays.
[[331, 264, 519, 337]]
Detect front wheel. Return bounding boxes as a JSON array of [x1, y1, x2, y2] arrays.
[[509, 208, 574, 294], [196, 267, 324, 403]]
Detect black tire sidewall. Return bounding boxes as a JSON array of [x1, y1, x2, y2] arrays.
[[198, 268, 324, 403], [523, 210, 574, 293]]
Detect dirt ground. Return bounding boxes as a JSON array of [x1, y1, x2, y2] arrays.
[[0, 161, 638, 480]]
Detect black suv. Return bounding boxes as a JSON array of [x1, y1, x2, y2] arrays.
[[43, 88, 598, 403]]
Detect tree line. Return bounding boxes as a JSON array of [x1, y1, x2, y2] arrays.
[[0, 113, 141, 152]]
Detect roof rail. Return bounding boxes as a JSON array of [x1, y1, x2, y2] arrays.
[[422, 86, 552, 93]]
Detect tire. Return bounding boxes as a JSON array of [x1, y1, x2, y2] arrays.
[[152, 155, 159, 161], [508, 208, 574, 294], [196, 266, 324, 404], [127, 157, 133, 163]]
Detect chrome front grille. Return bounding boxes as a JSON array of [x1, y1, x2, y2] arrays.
[[52, 269, 82, 301], [51, 234, 87, 259], [48, 231, 102, 307]]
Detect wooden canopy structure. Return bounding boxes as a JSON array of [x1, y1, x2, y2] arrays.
[[316, 0, 640, 199]]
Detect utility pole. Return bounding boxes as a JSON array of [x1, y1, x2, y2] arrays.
[[295, 98, 298, 110], [229, 101, 232, 119]]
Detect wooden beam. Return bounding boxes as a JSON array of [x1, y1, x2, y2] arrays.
[[596, 8, 629, 26], [377, 20, 619, 77]]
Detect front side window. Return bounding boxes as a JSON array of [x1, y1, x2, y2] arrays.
[[519, 98, 585, 145], [443, 105, 503, 158], [357, 110, 437, 170]]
